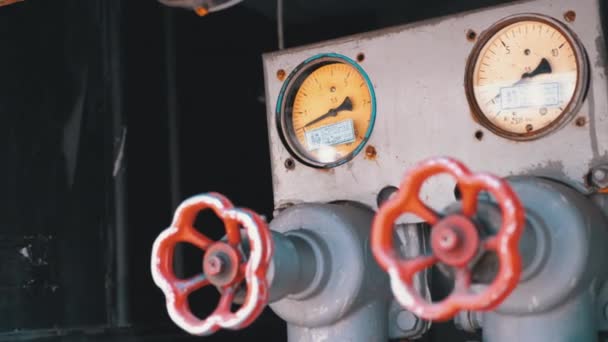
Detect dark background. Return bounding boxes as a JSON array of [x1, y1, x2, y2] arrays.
[[0, 0, 513, 340]]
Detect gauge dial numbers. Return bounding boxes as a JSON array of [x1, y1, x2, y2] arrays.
[[465, 14, 589, 140], [276, 55, 376, 168]]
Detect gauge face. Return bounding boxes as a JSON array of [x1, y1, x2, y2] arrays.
[[466, 15, 588, 140], [277, 55, 376, 168]]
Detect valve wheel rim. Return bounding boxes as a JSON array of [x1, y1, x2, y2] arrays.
[[371, 157, 525, 321], [151, 193, 273, 336]]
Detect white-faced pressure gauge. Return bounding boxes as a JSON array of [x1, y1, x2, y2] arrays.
[[465, 14, 589, 140]]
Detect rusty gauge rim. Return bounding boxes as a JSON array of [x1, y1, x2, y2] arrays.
[[464, 14, 589, 141], [275, 53, 377, 169]]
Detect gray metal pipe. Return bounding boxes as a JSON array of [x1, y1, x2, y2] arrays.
[[287, 300, 389, 342], [267, 231, 320, 302]]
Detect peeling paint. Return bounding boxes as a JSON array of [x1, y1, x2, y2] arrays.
[[520, 160, 565, 174]]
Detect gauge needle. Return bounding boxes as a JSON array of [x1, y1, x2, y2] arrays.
[[521, 58, 552, 79], [302, 97, 353, 128], [486, 58, 553, 105]]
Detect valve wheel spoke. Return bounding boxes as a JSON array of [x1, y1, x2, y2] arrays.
[[216, 286, 237, 313], [483, 236, 498, 251], [183, 229, 215, 250], [175, 274, 210, 296], [459, 183, 480, 217], [400, 255, 438, 277], [221, 213, 242, 247], [454, 268, 472, 292], [409, 198, 441, 225]]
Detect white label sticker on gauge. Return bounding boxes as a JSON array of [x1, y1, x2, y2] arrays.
[[305, 119, 356, 151], [500, 82, 560, 110]]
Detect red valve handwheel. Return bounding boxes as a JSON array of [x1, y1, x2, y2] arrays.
[[151, 193, 273, 335], [371, 157, 525, 321]]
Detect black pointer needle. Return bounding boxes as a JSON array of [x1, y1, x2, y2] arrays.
[[302, 97, 353, 128], [521, 57, 552, 79]]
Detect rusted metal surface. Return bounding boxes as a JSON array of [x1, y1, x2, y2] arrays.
[[276, 69, 286, 81], [564, 10, 577, 22], [262, 0, 608, 220], [365, 145, 377, 160]]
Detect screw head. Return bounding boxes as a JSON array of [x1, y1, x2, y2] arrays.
[[365, 145, 377, 160], [284, 158, 296, 170], [466, 29, 477, 42], [564, 10, 576, 23], [593, 169, 607, 182], [277, 69, 286, 81], [575, 117, 586, 127], [396, 310, 418, 332], [590, 166, 608, 188]]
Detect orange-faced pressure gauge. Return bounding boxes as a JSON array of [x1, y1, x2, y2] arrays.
[[276, 54, 376, 168]]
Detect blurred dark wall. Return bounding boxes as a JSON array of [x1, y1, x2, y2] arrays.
[[0, 0, 109, 332], [0, 0, 515, 340]]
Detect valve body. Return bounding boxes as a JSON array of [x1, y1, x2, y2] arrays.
[[478, 177, 608, 342], [268, 202, 392, 342]]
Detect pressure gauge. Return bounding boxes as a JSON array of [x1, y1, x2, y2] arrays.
[[276, 54, 376, 168], [465, 14, 589, 140]]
